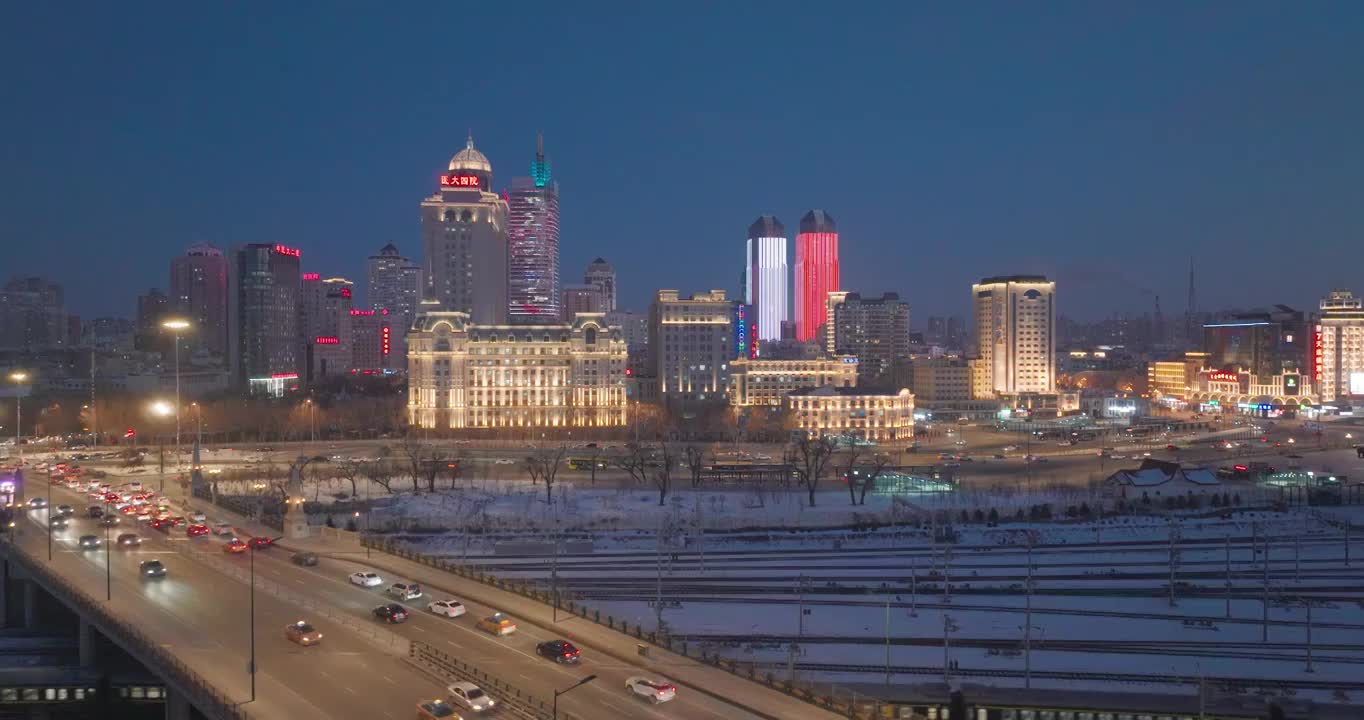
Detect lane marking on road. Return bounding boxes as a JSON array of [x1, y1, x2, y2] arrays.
[[382, 675, 396, 684]]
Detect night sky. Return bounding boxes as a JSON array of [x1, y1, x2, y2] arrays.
[[2, 3, 1361, 323]]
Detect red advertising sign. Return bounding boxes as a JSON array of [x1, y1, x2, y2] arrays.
[[439, 174, 481, 188]]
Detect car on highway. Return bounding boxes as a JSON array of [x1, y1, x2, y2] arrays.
[[492, 458, 515, 465], [87, 505, 104, 518], [625, 676, 677, 704], [428, 599, 467, 618], [372, 604, 410, 623], [387, 582, 423, 601], [166, 516, 188, 529], [248, 536, 273, 550], [476, 613, 517, 636], [150, 518, 173, 533], [116, 533, 142, 547], [50, 516, 70, 530], [187, 510, 207, 524], [416, 698, 460, 719], [535, 639, 581, 664], [99, 515, 121, 527], [25, 498, 47, 509], [290, 552, 319, 567], [211, 522, 234, 536], [77, 534, 102, 549], [284, 620, 323, 646], [54, 504, 75, 517], [446, 681, 495, 712], [349, 571, 383, 587], [139, 560, 167, 579], [185, 524, 210, 538], [224, 538, 248, 554]]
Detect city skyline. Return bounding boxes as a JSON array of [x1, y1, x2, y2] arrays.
[[2, 4, 1361, 323]]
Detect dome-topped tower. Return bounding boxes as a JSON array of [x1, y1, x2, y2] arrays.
[[448, 133, 492, 174]]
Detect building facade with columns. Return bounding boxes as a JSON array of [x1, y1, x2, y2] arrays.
[[407, 310, 626, 430]]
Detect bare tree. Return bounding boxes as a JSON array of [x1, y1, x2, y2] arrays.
[[445, 449, 467, 490], [684, 444, 708, 488], [789, 435, 837, 507], [652, 441, 676, 505], [838, 445, 866, 506], [853, 452, 895, 506], [421, 445, 450, 493], [362, 459, 396, 495], [400, 435, 426, 493], [615, 444, 652, 487], [525, 445, 568, 504], [587, 445, 602, 486], [337, 460, 362, 499]]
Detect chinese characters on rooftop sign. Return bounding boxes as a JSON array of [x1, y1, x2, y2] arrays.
[[273, 244, 301, 258], [440, 174, 481, 188]]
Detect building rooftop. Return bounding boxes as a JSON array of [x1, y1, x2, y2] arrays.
[[977, 275, 1050, 285]]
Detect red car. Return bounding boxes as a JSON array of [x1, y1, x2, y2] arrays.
[[167, 516, 188, 528], [186, 524, 209, 537], [249, 536, 274, 550], [224, 538, 248, 553], [151, 518, 171, 532], [103, 493, 120, 503]]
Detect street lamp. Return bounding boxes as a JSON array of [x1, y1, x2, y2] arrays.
[[150, 401, 173, 493], [7, 372, 27, 463], [161, 318, 191, 477], [552, 675, 597, 720], [304, 399, 317, 443]]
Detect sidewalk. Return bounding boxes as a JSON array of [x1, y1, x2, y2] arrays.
[[277, 533, 845, 720]]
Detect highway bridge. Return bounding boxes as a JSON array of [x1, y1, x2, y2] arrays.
[[0, 471, 844, 719]]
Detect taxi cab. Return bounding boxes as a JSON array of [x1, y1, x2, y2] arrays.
[[475, 613, 517, 636]]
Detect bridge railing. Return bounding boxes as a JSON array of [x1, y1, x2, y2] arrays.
[[0, 538, 249, 720]]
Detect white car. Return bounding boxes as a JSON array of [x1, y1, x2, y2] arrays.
[[188, 510, 207, 523], [387, 582, 423, 601], [428, 599, 467, 618], [349, 572, 383, 588], [447, 681, 495, 712], [625, 676, 676, 704], [212, 522, 234, 536], [493, 458, 515, 465]]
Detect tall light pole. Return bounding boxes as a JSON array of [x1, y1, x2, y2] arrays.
[[161, 319, 191, 476], [150, 401, 174, 493], [552, 675, 596, 720], [7, 372, 27, 463]]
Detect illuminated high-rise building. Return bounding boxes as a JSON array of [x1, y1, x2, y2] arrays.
[[421, 134, 509, 325], [170, 243, 228, 357], [507, 132, 560, 323], [228, 244, 302, 395], [367, 243, 421, 363], [746, 215, 787, 343], [794, 210, 839, 343], [1315, 290, 1364, 402], [971, 275, 1056, 397]]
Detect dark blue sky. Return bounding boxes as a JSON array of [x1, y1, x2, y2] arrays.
[[2, 3, 1361, 323]]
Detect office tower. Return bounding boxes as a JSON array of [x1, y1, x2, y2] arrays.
[[507, 132, 560, 323], [229, 244, 302, 395], [746, 216, 787, 343], [945, 316, 966, 349], [971, 275, 1056, 397], [170, 243, 229, 357], [420, 134, 509, 324], [135, 288, 170, 352], [366, 243, 421, 358], [1316, 290, 1364, 402], [560, 284, 603, 320], [349, 309, 391, 373], [407, 312, 626, 429], [307, 278, 354, 381], [650, 290, 734, 403], [0, 276, 66, 350], [1202, 306, 1310, 380], [926, 316, 947, 345], [824, 291, 849, 356], [833, 292, 910, 386], [584, 258, 616, 312], [794, 210, 839, 343]]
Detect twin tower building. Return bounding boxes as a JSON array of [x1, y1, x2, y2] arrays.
[[744, 211, 840, 344]]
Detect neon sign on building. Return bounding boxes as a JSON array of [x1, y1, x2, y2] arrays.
[[315, 336, 339, 345], [381, 325, 390, 356], [301, 273, 319, 281], [439, 174, 481, 188], [1208, 371, 1239, 383], [272, 244, 301, 258]]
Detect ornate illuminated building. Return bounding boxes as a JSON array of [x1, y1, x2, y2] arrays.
[[650, 289, 734, 403], [507, 133, 561, 324], [729, 356, 858, 407], [406, 310, 626, 429], [971, 275, 1056, 397], [746, 215, 787, 343], [794, 210, 839, 343], [421, 134, 509, 325], [1316, 290, 1364, 402], [785, 386, 915, 442]]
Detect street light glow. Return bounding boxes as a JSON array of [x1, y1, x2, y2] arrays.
[[150, 400, 174, 417], [7, 372, 27, 383], [161, 318, 192, 331]]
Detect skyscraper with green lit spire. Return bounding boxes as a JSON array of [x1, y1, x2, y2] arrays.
[[508, 132, 561, 323]]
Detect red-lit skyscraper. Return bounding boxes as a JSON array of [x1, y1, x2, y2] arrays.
[[794, 209, 839, 343]]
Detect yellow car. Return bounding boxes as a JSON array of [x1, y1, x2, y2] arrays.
[[284, 620, 323, 646], [476, 613, 517, 636]]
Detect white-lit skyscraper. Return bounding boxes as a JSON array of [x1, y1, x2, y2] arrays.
[[507, 132, 560, 323], [971, 275, 1056, 397], [747, 215, 787, 343]]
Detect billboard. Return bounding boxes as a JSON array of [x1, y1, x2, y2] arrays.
[[1283, 374, 1300, 396]]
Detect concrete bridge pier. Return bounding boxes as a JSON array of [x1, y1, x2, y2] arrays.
[[78, 617, 96, 668], [22, 577, 37, 629], [164, 687, 192, 720]]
